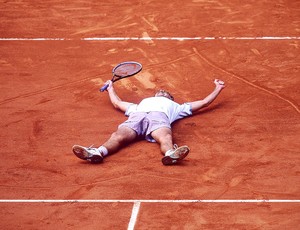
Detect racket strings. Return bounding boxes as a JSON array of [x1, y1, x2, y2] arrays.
[[114, 63, 142, 77]]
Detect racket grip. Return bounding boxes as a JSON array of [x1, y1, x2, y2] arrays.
[[100, 84, 109, 92]]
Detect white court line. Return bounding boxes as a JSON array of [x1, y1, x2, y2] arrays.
[[84, 36, 300, 41], [0, 199, 300, 203], [128, 201, 141, 230], [2, 199, 298, 230], [0, 36, 300, 41]]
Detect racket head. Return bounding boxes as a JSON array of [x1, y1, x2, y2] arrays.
[[112, 61, 142, 78], [100, 61, 142, 92]]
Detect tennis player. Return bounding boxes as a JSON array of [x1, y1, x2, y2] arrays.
[[73, 79, 225, 165]]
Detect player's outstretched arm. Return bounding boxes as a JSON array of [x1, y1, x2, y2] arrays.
[[189, 79, 225, 112], [105, 80, 133, 112]]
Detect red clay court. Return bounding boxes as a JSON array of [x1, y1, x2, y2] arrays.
[[0, 1, 299, 229]]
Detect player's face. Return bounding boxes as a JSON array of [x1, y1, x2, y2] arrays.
[[155, 90, 174, 101]]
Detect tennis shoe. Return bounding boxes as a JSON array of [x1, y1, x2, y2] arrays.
[[162, 145, 190, 165], [72, 145, 103, 164]]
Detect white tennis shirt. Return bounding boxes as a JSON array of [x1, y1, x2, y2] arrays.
[[125, 96, 192, 123]]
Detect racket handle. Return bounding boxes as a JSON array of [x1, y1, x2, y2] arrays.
[[100, 84, 109, 92]]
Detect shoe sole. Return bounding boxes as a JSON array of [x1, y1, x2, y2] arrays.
[[72, 145, 103, 164], [162, 146, 190, 165]]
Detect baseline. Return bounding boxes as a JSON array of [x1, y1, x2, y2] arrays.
[[0, 36, 300, 41], [1, 199, 300, 203]]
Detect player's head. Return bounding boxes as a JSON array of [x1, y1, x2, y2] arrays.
[[155, 89, 174, 101]]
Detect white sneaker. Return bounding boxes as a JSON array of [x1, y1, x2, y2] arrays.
[[162, 145, 190, 165], [72, 145, 103, 164]]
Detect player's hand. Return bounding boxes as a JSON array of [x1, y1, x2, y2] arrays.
[[105, 80, 113, 91], [214, 79, 225, 89]]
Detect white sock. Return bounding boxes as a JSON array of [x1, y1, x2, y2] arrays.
[[165, 149, 173, 156], [98, 146, 109, 157]]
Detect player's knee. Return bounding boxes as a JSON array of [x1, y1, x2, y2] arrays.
[[111, 132, 123, 142], [111, 131, 132, 145], [165, 133, 172, 140], [157, 133, 172, 144]]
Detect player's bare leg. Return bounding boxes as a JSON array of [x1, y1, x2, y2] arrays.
[[151, 127, 174, 154], [151, 127, 189, 165], [102, 126, 137, 154], [73, 126, 137, 163]]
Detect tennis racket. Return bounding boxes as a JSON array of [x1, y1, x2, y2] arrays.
[[100, 61, 142, 92]]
